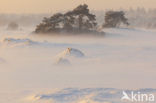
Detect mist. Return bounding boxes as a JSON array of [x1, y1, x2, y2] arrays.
[[0, 27, 156, 90], [0, 5, 156, 103], [1, 8, 156, 30]]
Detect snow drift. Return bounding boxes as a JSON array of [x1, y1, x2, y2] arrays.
[[0, 28, 156, 103], [55, 48, 85, 64], [2, 38, 38, 47], [28, 88, 156, 103]]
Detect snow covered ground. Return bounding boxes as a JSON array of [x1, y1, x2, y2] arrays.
[[0, 27, 156, 103]]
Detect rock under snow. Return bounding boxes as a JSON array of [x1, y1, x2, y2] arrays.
[[0, 57, 5, 63], [56, 48, 85, 64]]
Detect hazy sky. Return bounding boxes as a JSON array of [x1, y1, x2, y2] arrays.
[[0, 0, 156, 13]]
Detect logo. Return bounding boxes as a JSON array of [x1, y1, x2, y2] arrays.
[[121, 91, 155, 102]]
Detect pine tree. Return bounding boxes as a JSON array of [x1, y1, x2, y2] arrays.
[[103, 11, 129, 28]]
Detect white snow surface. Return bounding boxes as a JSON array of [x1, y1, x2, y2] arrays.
[[28, 88, 156, 103], [0, 27, 156, 103], [3, 38, 37, 47]]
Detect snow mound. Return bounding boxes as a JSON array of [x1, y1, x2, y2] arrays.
[[1, 38, 78, 48], [2, 38, 38, 47], [56, 48, 85, 64]]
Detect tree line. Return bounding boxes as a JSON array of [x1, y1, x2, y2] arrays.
[[35, 4, 129, 34]]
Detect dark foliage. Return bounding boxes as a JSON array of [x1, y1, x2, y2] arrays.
[[35, 4, 98, 34], [103, 11, 129, 28]]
